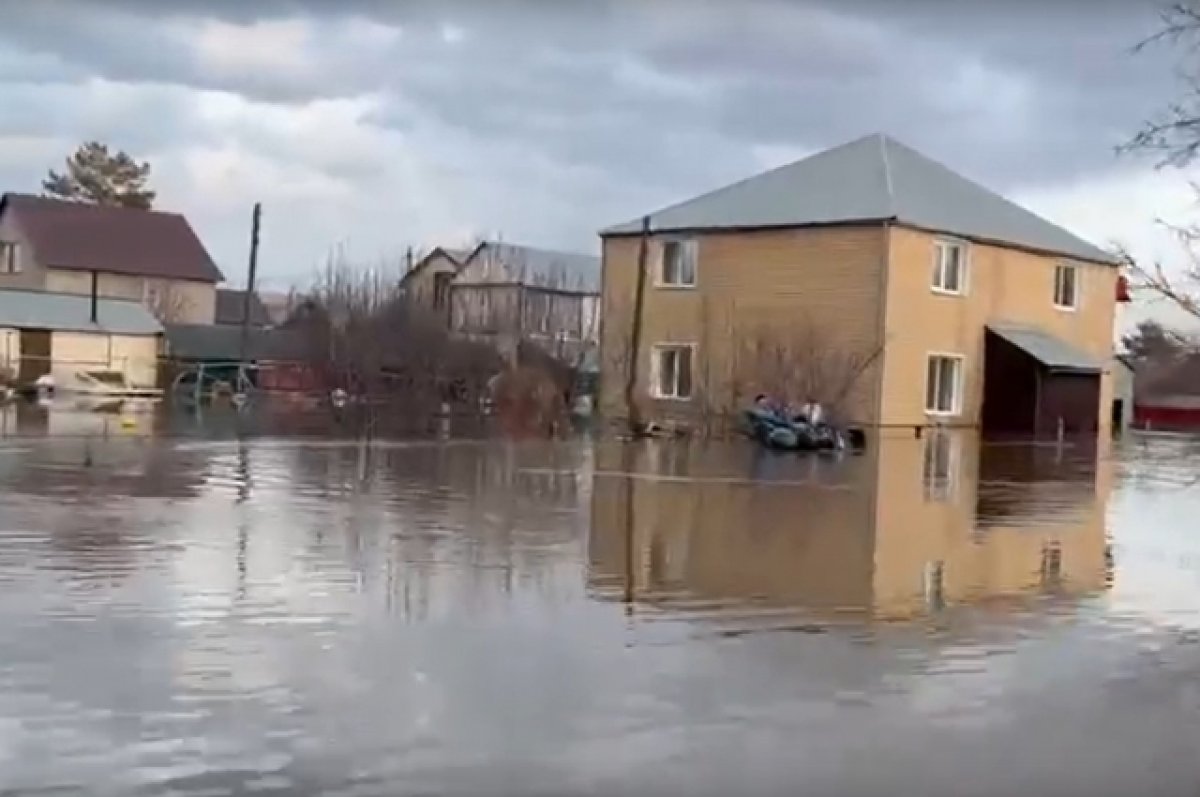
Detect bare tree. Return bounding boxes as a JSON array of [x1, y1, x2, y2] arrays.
[[288, 248, 502, 435], [1115, 224, 1200, 322], [1123, 3, 1200, 167], [1121, 3, 1200, 318], [143, 280, 194, 323], [733, 318, 884, 424]]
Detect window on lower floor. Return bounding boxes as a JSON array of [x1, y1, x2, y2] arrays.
[[0, 241, 18, 274], [925, 354, 963, 415], [651, 344, 694, 400]]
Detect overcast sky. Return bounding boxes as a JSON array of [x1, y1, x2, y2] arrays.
[[0, 0, 1193, 299]]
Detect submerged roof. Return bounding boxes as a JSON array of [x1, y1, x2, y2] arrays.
[[988, 324, 1104, 372], [0, 193, 224, 282], [456, 241, 601, 293], [0, 288, 162, 336], [601, 134, 1117, 265]]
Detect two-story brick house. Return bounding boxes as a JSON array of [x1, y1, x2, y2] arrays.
[[0, 193, 224, 324], [599, 134, 1120, 437]]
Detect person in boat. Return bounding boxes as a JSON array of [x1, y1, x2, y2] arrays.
[[798, 396, 825, 427], [752, 393, 787, 422]]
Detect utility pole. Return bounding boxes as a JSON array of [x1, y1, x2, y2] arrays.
[[238, 202, 262, 369], [623, 215, 651, 436]]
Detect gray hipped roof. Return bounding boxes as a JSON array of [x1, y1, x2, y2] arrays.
[[0, 288, 162, 335], [601, 134, 1117, 265]]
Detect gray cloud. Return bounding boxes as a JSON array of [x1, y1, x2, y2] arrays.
[[0, 0, 1187, 279]]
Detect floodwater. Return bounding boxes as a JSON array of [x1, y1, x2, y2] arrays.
[[2, 404, 1200, 795]]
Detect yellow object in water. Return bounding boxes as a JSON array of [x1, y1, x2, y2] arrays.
[[120, 417, 137, 429]]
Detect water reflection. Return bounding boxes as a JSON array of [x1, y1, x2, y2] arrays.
[[3, 424, 1200, 794], [589, 432, 1110, 624]]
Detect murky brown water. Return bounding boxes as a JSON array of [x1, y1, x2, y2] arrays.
[[2, 404, 1200, 795]]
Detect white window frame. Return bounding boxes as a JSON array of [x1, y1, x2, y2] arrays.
[[1053, 263, 1079, 311], [924, 352, 965, 417], [649, 342, 696, 401], [0, 241, 18, 275], [656, 238, 698, 289], [931, 239, 968, 296]]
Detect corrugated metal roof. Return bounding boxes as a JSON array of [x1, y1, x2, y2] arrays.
[[0, 288, 162, 335], [601, 133, 1118, 266], [455, 241, 601, 293], [163, 323, 308, 361], [988, 324, 1104, 372]]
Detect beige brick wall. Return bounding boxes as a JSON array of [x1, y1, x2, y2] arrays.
[[599, 224, 888, 425], [879, 226, 1118, 431]]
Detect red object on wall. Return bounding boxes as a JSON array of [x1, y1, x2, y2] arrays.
[[1116, 275, 1132, 302]]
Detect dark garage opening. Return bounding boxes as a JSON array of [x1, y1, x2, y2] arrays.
[[981, 325, 1102, 439]]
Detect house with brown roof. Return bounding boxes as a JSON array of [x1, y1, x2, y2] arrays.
[[0, 193, 224, 324], [600, 133, 1123, 438]]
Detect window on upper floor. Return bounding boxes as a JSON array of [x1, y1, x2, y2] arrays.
[[1054, 264, 1078, 310], [433, 272, 453, 310], [0, 241, 19, 275], [659, 239, 697, 287], [931, 239, 966, 294]]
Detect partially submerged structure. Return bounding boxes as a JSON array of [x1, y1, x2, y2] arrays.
[[599, 133, 1121, 437], [0, 193, 224, 324], [162, 323, 316, 395], [0, 287, 162, 390]]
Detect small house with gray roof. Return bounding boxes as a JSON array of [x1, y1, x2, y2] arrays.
[[0, 287, 162, 390], [599, 133, 1123, 437], [403, 240, 601, 367]]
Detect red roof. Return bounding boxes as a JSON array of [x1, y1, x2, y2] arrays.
[[0, 193, 224, 283]]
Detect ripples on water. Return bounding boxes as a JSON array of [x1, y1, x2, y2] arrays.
[[1, 405, 1199, 794]]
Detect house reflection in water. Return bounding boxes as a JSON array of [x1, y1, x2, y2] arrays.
[[587, 433, 1111, 623]]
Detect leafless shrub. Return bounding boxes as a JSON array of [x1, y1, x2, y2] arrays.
[[286, 248, 503, 434], [732, 318, 883, 424], [143, 279, 194, 323], [1123, 2, 1200, 168], [1115, 213, 1200, 322]]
